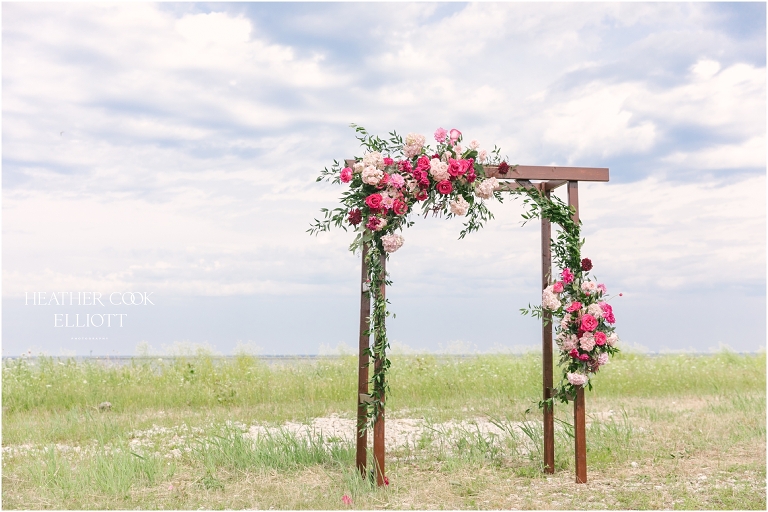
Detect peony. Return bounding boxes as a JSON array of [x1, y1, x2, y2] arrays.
[[579, 332, 595, 352], [561, 268, 574, 284], [580, 314, 598, 332], [365, 193, 383, 210], [478, 149, 487, 162], [569, 348, 579, 359], [579, 353, 590, 361], [594, 331, 607, 346], [436, 180, 453, 195], [566, 301, 582, 313], [406, 133, 426, 148], [389, 173, 405, 189], [542, 290, 561, 310], [597, 353, 609, 366], [559, 334, 578, 352], [381, 233, 405, 253], [567, 372, 589, 386], [347, 209, 362, 226], [475, 177, 499, 199], [599, 302, 615, 323], [363, 151, 384, 169], [454, 144, 463, 155], [404, 144, 421, 158], [429, 158, 450, 181], [434, 127, 448, 143], [393, 199, 408, 216], [581, 281, 597, 295], [450, 196, 470, 216], [362, 166, 383, 185], [606, 333, 618, 346], [560, 313, 571, 329], [552, 281, 564, 293], [587, 303, 603, 319], [340, 167, 353, 183], [353, 161, 365, 174], [469, 139, 480, 150]]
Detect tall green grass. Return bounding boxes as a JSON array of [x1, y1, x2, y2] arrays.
[[3, 351, 764, 414]]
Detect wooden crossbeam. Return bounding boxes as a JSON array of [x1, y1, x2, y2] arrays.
[[486, 165, 609, 182]]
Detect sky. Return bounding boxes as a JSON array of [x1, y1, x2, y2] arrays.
[[2, 2, 765, 356]]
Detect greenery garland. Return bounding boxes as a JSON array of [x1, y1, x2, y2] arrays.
[[309, 125, 619, 426]]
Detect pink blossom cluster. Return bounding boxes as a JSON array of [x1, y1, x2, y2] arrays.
[[337, 127, 499, 253], [544, 261, 619, 389]]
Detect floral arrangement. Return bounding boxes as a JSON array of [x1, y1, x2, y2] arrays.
[[310, 124, 619, 423], [536, 258, 621, 404]]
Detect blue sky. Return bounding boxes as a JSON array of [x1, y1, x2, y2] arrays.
[[2, 2, 765, 356]]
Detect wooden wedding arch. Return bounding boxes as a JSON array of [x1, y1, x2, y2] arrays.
[[349, 160, 610, 485]]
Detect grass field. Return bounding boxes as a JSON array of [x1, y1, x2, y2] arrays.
[[2, 351, 765, 509]]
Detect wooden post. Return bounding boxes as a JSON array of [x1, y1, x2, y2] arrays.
[[541, 187, 555, 474], [356, 244, 370, 477], [574, 387, 587, 483], [373, 253, 386, 486], [568, 180, 587, 484]]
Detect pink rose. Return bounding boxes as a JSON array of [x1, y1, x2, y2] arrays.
[[579, 353, 590, 361], [566, 301, 582, 313], [599, 302, 615, 323], [594, 332, 607, 346], [569, 348, 579, 359], [365, 193, 383, 210], [416, 189, 428, 201], [436, 180, 453, 195], [447, 159, 464, 177], [552, 281, 564, 293], [398, 160, 413, 173], [580, 314, 598, 332], [393, 199, 408, 216], [434, 127, 448, 143], [416, 155, 431, 170], [561, 268, 574, 284], [340, 167, 353, 183], [449, 128, 461, 144]]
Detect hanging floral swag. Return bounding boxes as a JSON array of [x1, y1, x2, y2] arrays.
[[309, 125, 620, 424]]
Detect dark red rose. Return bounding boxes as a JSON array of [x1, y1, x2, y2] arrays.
[[347, 209, 362, 226], [365, 193, 383, 210], [498, 161, 509, 175], [365, 216, 381, 231], [393, 199, 408, 215], [436, 180, 453, 195], [577, 329, 585, 338], [432, 153, 440, 159], [581, 258, 593, 271]]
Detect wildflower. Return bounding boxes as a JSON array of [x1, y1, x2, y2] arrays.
[[342, 495, 353, 506]]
